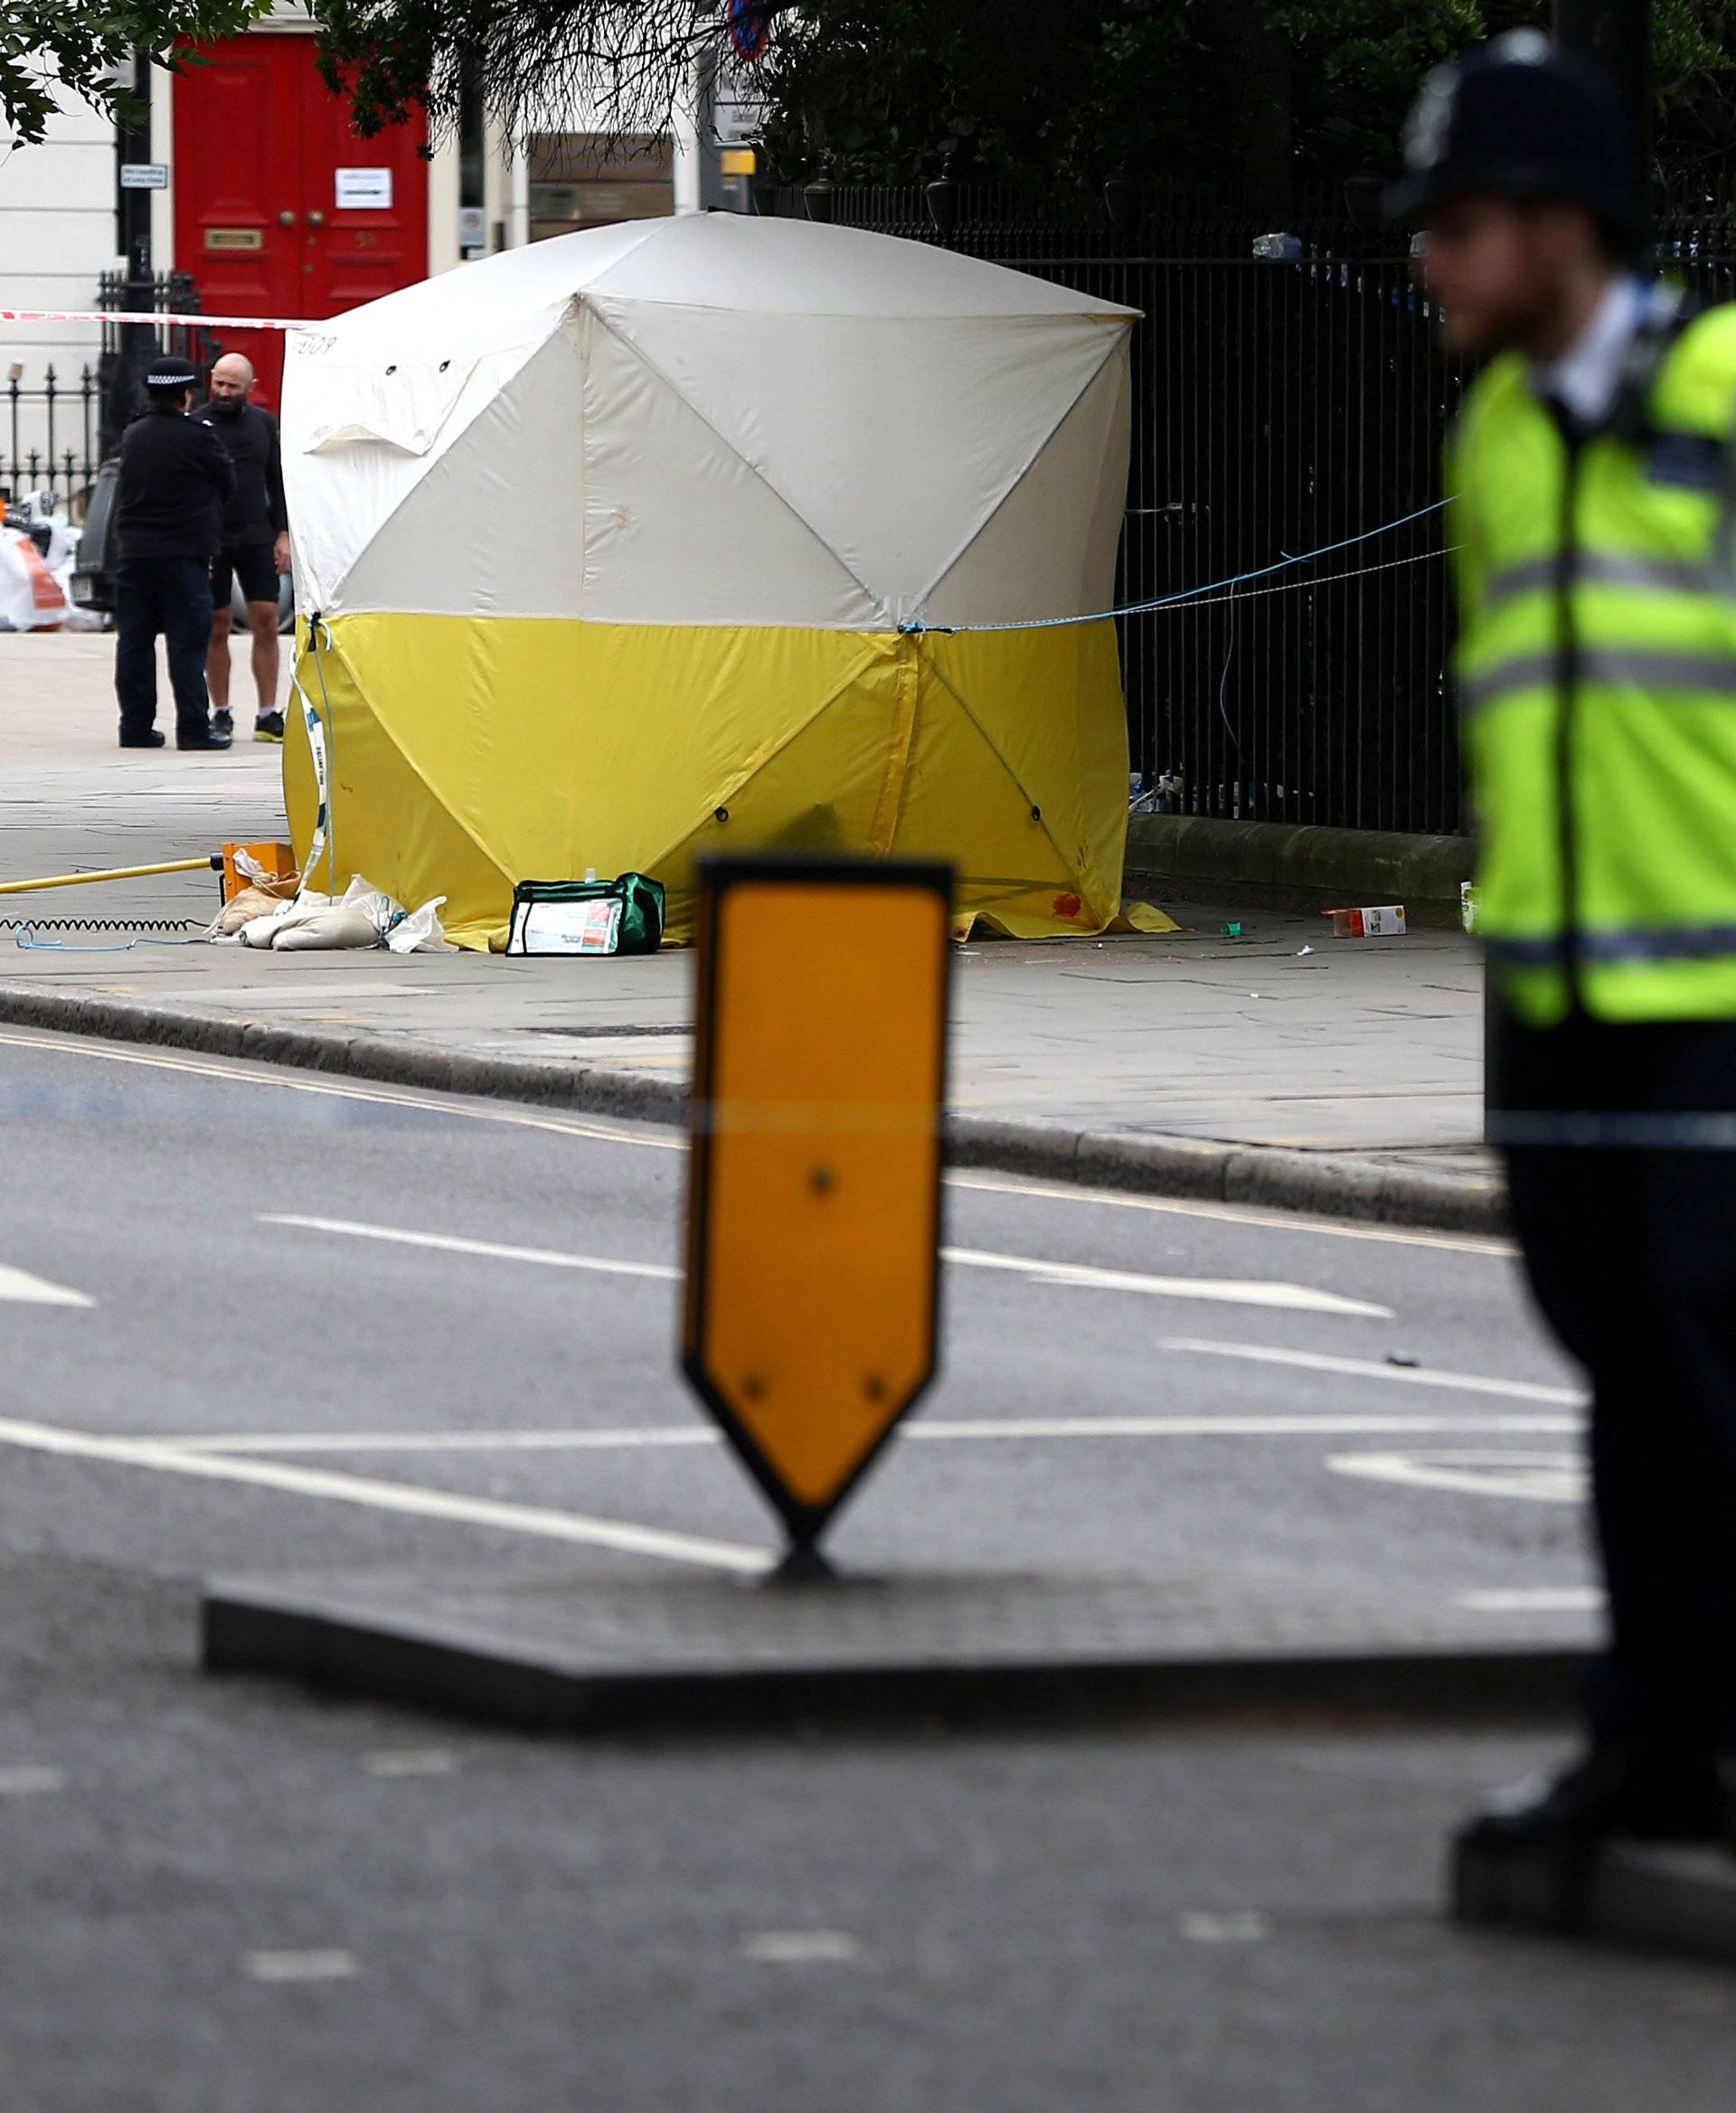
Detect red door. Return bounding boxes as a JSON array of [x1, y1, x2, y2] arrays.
[[174, 36, 429, 409]]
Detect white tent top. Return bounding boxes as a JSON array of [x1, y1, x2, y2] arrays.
[[309, 212, 1138, 347], [283, 215, 1139, 632]]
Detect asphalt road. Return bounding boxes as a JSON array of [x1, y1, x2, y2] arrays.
[[2, 1027, 1727, 2110]]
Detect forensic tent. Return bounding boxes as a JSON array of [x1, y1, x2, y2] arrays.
[[279, 213, 1142, 948]]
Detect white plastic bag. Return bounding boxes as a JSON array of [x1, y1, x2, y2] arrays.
[[385, 895, 454, 954], [0, 529, 68, 631]]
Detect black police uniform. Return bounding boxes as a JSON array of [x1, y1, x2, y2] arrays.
[[190, 396, 288, 610], [112, 358, 233, 747]]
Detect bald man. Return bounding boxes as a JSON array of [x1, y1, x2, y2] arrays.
[[193, 354, 290, 741]]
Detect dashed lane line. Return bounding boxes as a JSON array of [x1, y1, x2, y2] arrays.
[[243, 1950, 362, 1984], [260, 1212, 1393, 1320], [0, 1264, 92, 1307], [1458, 1586, 1601, 1613]]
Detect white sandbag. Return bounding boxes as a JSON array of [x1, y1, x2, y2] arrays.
[[212, 885, 290, 938], [238, 891, 332, 948], [273, 904, 382, 950]]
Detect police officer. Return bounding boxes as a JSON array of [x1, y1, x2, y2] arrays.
[[112, 353, 234, 750], [1394, 32, 1736, 1852]]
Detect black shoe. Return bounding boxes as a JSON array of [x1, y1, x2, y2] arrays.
[[253, 710, 286, 744], [1457, 1743, 1730, 1854], [177, 728, 233, 751], [212, 708, 233, 738], [118, 729, 165, 750]]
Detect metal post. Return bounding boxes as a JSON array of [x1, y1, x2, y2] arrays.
[[1553, 0, 1654, 195]]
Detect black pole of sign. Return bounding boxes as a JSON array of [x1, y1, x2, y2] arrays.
[[1553, 0, 1654, 203], [111, 49, 157, 452]]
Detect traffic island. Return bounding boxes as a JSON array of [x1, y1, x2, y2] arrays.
[[202, 1566, 1586, 1737], [1454, 1833, 1736, 1965]]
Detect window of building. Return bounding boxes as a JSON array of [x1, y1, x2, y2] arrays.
[[526, 135, 674, 241]]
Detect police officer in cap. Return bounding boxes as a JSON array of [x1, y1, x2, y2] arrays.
[[1395, 31, 1736, 1853], [112, 352, 234, 750]]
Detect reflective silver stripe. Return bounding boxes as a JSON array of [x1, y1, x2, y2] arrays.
[[1461, 646, 1736, 712], [1490, 1110, 1736, 1150], [1481, 551, 1714, 610], [1488, 924, 1736, 967], [1458, 655, 1554, 712]]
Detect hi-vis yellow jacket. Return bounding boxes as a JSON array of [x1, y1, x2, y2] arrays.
[[1450, 298, 1736, 1026]]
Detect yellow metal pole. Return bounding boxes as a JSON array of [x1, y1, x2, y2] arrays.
[[0, 858, 216, 896]]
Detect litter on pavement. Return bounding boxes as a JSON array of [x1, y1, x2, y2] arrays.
[[1322, 904, 1408, 938]]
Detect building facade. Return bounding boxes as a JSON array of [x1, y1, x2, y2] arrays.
[[3, 15, 742, 493]]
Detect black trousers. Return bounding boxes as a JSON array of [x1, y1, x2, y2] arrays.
[[1495, 1008, 1736, 1758], [114, 556, 213, 741]]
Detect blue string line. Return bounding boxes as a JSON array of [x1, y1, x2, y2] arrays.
[[900, 496, 1453, 636]]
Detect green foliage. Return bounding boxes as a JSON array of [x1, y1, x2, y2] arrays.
[[10, 0, 1736, 201], [756, 1, 1736, 193], [1, 0, 277, 146]]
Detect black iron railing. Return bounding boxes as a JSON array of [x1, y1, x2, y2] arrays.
[[768, 184, 1736, 836], [1, 364, 102, 512], [95, 269, 223, 461], [3, 274, 225, 512], [766, 182, 1467, 834]]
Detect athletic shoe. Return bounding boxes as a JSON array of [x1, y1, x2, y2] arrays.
[[212, 708, 233, 738], [254, 710, 286, 743]]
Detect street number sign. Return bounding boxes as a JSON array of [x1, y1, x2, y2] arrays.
[[682, 854, 952, 1558]]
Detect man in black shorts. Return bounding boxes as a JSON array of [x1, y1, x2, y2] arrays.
[[193, 353, 291, 742]]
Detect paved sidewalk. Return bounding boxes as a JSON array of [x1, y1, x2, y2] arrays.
[[0, 635, 1498, 1227]]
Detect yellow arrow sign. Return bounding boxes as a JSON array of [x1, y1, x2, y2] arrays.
[[682, 854, 952, 1559]]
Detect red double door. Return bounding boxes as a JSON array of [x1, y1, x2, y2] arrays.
[[174, 35, 429, 409]]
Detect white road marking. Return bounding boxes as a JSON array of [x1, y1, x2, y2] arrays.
[[945, 1246, 1390, 1317], [0, 1030, 680, 1151], [0, 1264, 92, 1308], [261, 1213, 676, 1282], [0, 1413, 769, 1574], [1179, 1911, 1270, 1944], [740, 1930, 862, 1964], [363, 1749, 462, 1778], [261, 1213, 1390, 1319], [948, 1171, 1515, 1256], [168, 1426, 717, 1455], [244, 1949, 361, 1984], [1327, 1451, 1584, 1504], [157, 1411, 1578, 1457], [0, 1764, 65, 1796], [0, 1030, 1505, 1253], [1162, 1338, 1583, 1406], [1458, 1587, 1601, 1613]]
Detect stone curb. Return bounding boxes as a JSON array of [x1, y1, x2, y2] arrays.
[[1126, 812, 1475, 928], [0, 983, 1508, 1235], [203, 1579, 1581, 1736]]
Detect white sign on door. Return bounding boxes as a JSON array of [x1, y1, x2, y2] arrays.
[[335, 168, 393, 211]]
